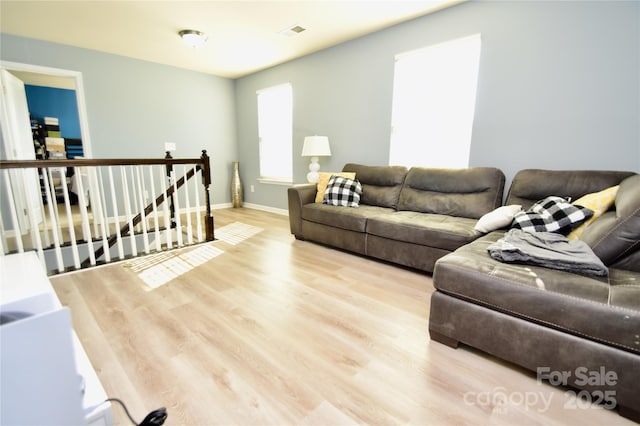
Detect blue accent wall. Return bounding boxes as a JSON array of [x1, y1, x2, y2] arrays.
[[25, 85, 81, 138]]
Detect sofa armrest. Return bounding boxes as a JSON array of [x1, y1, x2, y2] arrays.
[[287, 184, 317, 237]]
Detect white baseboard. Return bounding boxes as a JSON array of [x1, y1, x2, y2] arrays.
[[241, 203, 288, 216], [211, 201, 287, 216], [211, 202, 232, 210]]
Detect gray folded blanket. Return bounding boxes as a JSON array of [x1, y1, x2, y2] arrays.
[[488, 229, 608, 276]]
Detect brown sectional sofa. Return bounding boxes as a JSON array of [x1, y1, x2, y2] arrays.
[[287, 163, 505, 272], [429, 169, 640, 421], [288, 165, 640, 421]]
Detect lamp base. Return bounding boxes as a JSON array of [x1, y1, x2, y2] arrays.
[[307, 156, 320, 183]]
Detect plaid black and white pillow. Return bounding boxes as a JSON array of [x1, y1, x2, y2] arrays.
[[322, 175, 362, 207], [511, 196, 593, 234]]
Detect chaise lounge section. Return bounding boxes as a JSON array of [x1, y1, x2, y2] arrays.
[[429, 169, 640, 421]]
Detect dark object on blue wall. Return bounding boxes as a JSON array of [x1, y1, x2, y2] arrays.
[[65, 138, 84, 159]]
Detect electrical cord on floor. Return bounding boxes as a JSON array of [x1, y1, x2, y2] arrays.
[[106, 398, 168, 426]]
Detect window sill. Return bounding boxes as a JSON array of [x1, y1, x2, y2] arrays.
[[257, 177, 294, 186]]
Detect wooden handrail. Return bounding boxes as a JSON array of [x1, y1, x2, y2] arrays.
[[0, 157, 206, 169]]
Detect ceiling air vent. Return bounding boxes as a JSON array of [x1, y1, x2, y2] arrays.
[[279, 24, 306, 37]]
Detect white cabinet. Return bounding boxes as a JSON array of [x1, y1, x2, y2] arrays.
[[0, 252, 112, 425]]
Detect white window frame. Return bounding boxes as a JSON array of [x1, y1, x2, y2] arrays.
[[389, 34, 482, 168], [257, 83, 293, 184]]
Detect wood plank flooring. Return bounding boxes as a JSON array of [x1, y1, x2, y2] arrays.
[[50, 208, 633, 425]]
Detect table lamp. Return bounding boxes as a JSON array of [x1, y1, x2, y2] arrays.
[[302, 136, 331, 183]]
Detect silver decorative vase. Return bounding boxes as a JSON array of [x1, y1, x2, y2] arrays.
[[231, 161, 243, 208]]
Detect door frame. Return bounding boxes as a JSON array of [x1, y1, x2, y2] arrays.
[[0, 60, 93, 158]]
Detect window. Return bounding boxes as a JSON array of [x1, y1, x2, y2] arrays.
[[389, 34, 481, 168], [257, 83, 293, 183]]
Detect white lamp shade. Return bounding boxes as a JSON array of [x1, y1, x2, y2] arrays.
[[302, 136, 331, 157]]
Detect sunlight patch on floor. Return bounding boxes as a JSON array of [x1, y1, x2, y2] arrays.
[[124, 250, 179, 273], [128, 243, 225, 289], [123, 222, 262, 289], [215, 221, 263, 245]]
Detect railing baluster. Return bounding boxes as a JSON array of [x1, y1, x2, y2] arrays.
[[97, 168, 110, 237], [121, 167, 137, 257], [139, 165, 149, 227], [41, 167, 64, 272], [37, 169, 51, 250], [193, 166, 203, 242], [2, 169, 24, 253], [108, 166, 125, 259], [56, 167, 81, 270], [140, 166, 151, 241], [159, 166, 172, 249], [21, 170, 45, 268], [45, 169, 64, 245], [86, 168, 100, 239], [75, 167, 96, 267], [129, 166, 139, 233], [182, 166, 194, 245], [148, 166, 162, 252], [135, 165, 150, 254], [171, 170, 183, 247], [89, 167, 110, 264]]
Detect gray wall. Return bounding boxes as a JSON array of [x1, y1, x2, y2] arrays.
[[1, 34, 237, 205], [236, 0, 639, 209]]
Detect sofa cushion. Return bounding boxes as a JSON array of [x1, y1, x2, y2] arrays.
[[474, 205, 522, 233], [315, 172, 356, 203], [322, 175, 362, 207], [367, 211, 481, 252], [511, 196, 593, 234], [396, 167, 505, 219], [505, 169, 636, 209], [301, 203, 393, 233], [580, 174, 640, 266], [342, 164, 407, 209], [433, 232, 640, 355]]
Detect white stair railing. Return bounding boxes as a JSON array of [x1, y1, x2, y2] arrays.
[[0, 151, 214, 275]]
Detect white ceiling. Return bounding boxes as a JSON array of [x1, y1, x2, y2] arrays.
[[1, 0, 461, 79]]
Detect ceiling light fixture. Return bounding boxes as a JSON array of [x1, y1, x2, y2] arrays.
[[179, 29, 208, 48]]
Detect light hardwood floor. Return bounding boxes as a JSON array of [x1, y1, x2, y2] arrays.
[[50, 208, 633, 425]]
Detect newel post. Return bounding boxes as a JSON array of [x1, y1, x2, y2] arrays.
[[201, 150, 214, 241]]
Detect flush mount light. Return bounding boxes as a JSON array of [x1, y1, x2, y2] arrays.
[[179, 29, 208, 48]]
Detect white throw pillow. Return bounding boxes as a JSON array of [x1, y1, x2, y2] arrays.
[[474, 205, 522, 233]]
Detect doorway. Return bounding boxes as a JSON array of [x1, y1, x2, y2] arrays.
[[0, 62, 93, 236], [0, 61, 93, 158]]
